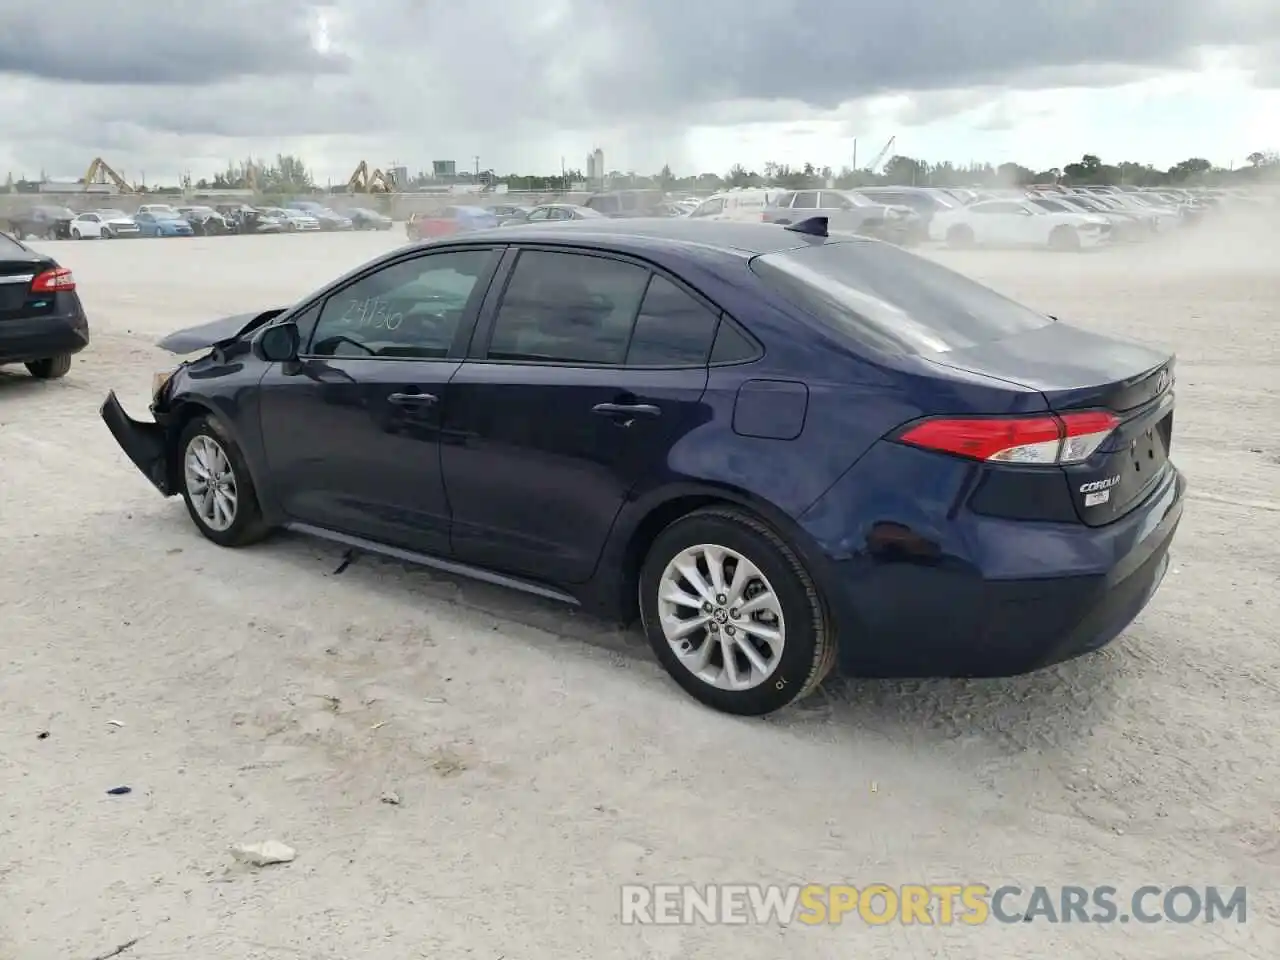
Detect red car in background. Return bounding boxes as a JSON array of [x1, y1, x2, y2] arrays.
[[405, 205, 500, 240]]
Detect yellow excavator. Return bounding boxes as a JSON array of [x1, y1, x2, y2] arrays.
[[347, 161, 395, 193], [83, 157, 135, 192]]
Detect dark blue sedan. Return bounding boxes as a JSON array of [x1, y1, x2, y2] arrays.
[[99, 217, 1184, 716]]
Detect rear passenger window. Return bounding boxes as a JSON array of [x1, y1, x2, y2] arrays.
[[625, 276, 719, 366], [793, 193, 818, 209], [488, 251, 649, 364], [710, 321, 759, 364]]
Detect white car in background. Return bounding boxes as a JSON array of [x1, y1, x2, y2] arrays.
[[929, 198, 1112, 250], [69, 210, 140, 239], [261, 207, 322, 231], [1099, 193, 1185, 230], [686, 189, 787, 222]]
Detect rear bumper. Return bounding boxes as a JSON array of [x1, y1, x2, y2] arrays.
[[800, 445, 1187, 678], [100, 391, 173, 494], [0, 307, 90, 363]]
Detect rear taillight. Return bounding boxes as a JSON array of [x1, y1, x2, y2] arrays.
[[31, 267, 75, 293], [897, 411, 1120, 465]]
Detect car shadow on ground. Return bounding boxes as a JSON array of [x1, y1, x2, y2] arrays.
[[268, 526, 1127, 753], [133, 508, 1125, 757], [0, 368, 53, 394]]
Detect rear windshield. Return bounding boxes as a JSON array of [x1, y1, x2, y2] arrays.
[[749, 240, 1053, 355], [0, 232, 27, 254]]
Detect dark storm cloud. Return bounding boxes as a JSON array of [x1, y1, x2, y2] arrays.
[[0, 0, 1275, 166], [476, 0, 1279, 122], [0, 1, 345, 85]]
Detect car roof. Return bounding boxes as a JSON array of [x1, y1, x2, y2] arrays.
[[458, 217, 873, 258]]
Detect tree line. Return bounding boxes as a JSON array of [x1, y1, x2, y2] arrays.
[[5, 150, 1278, 196]]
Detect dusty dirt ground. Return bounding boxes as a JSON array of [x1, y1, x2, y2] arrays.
[[1, 218, 1277, 960]]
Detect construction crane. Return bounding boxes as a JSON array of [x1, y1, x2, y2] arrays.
[[347, 161, 395, 193], [83, 157, 135, 193], [864, 136, 896, 175]]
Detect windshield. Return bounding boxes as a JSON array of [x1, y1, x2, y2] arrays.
[[1030, 198, 1069, 212], [97, 209, 127, 218], [749, 240, 1052, 356]]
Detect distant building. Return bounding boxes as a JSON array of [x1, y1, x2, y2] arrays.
[[586, 147, 604, 184]]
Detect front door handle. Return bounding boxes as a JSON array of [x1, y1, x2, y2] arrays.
[[387, 392, 438, 407], [592, 402, 661, 418]]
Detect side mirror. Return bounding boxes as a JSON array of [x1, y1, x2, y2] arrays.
[[254, 321, 300, 363]]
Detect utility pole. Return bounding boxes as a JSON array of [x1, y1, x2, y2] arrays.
[[474, 156, 480, 178]]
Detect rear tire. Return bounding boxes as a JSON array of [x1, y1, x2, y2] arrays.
[[25, 354, 72, 379], [946, 224, 975, 248], [638, 507, 835, 716], [177, 414, 271, 548], [1049, 225, 1081, 251], [71, 228, 82, 239]]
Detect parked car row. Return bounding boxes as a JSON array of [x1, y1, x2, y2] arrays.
[[919, 185, 1220, 250], [3, 201, 395, 241]]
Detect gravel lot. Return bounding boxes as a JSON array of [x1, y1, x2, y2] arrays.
[[1, 220, 1276, 959]]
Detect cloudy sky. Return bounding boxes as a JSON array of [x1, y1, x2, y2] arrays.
[[1, 0, 1277, 184]]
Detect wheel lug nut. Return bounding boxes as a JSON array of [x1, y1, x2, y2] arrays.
[[709, 622, 719, 631], [729, 608, 739, 619], [725, 626, 736, 637], [702, 602, 713, 613], [716, 594, 727, 604]]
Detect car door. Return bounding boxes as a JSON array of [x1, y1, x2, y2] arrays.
[[984, 201, 1038, 245], [688, 197, 726, 220], [440, 247, 719, 584], [135, 212, 155, 236], [817, 191, 870, 232], [255, 246, 505, 555]]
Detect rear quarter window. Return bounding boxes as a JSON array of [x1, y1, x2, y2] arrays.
[[749, 240, 1053, 356]]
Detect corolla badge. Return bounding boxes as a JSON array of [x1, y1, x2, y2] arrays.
[[1080, 475, 1121, 494]]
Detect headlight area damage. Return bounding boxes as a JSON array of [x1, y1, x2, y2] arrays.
[[101, 391, 172, 493], [98, 307, 287, 495]]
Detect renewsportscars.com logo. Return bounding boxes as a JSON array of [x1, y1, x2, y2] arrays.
[[620, 884, 1247, 926]]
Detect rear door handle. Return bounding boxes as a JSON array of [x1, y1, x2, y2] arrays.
[[387, 392, 438, 407], [592, 402, 661, 418]]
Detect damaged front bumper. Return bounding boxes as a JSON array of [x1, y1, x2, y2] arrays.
[[100, 391, 173, 495]]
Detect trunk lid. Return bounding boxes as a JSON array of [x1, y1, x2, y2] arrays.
[[0, 254, 52, 317], [926, 321, 1175, 526]]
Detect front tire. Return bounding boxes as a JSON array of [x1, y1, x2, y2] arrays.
[[946, 224, 975, 248], [639, 507, 835, 716], [1049, 225, 1081, 251], [25, 354, 72, 379], [177, 415, 271, 547]]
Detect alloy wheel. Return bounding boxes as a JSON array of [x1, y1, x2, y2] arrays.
[[657, 543, 786, 691], [184, 435, 238, 532]]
